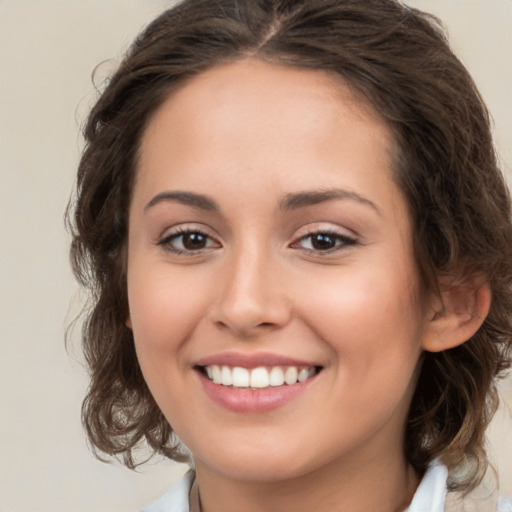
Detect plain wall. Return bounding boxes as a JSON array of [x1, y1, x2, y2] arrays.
[[0, 1, 510, 511]]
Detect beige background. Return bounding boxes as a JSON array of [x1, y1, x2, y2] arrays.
[[0, 1, 510, 511]]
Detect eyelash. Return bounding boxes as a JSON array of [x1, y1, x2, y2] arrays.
[[158, 228, 220, 255], [291, 231, 357, 254], [157, 228, 357, 255]]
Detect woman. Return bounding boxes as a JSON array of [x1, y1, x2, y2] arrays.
[[68, 0, 512, 510]]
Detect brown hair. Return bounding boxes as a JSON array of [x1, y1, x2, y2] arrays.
[[68, 0, 512, 491]]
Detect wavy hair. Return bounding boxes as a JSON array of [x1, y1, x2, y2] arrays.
[[68, 0, 512, 491]]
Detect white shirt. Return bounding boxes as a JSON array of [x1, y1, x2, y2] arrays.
[[139, 462, 512, 512], [405, 462, 447, 512]]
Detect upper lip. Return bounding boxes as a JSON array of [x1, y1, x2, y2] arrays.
[[194, 352, 322, 369]]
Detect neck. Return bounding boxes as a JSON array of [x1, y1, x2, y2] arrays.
[[193, 451, 419, 512]]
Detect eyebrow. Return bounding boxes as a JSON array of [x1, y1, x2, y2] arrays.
[[280, 188, 381, 215], [144, 188, 380, 215], [145, 191, 220, 212]]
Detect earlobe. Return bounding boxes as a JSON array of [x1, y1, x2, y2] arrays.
[[421, 279, 491, 353], [126, 316, 133, 330]]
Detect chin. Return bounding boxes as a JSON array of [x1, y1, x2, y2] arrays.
[[192, 439, 327, 483], [214, 459, 311, 483]]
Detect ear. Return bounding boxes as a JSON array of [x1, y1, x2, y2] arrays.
[[126, 316, 133, 329], [421, 277, 491, 353]]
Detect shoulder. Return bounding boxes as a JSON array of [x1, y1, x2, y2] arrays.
[[138, 470, 195, 512]]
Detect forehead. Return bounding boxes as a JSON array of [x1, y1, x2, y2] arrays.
[[153, 58, 377, 119], [137, 58, 396, 193]]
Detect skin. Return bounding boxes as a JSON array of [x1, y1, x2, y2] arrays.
[[126, 59, 489, 512]]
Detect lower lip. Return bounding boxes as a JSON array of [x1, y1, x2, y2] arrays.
[[197, 371, 316, 413]]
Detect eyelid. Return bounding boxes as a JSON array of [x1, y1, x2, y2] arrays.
[[157, 224, 222, 254], [292, 222, 357, 240], [289, 224, 358, 254]]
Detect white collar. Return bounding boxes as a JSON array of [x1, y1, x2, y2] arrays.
[[141, 464, 449, 512], [406, 461, 448, 512]]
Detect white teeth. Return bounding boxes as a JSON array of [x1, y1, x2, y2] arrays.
[[250, 367, 270, 388], [297, 368, 309, 382], [284, 366, 298, 385], [221, 366, 233, 386], [232, 367, 250, 387], [204, 365, 317, 388], [212, 365, 222, 384], [269, 367, 285, 386]]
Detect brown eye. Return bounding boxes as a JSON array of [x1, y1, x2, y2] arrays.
[[310, 233, 337, 250], [181, 232, 208, 250], [159, 229, 220, 254], [294, 231, 357, 253]]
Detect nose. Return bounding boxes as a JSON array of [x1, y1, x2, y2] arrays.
[[209, 245, 291, 338]]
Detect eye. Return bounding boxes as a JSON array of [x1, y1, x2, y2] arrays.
[[158, 228, 220, 254], [292, 231, 357, 253]]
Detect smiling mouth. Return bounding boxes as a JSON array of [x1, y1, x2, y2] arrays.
[[198, 365, 321, 389]]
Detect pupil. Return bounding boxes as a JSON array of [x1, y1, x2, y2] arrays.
[[183, 233, 206, 250], [312, 233, 335, 250]]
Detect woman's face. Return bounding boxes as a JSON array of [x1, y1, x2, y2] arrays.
[[127, 59, 432, 482]]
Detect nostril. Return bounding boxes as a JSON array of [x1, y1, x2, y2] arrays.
[[208, 281, 292, 336]]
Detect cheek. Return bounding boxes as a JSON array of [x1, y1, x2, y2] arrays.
[[127, 263, 209, 363], [297, 261, 424, 368], [302, 267, 424, 424], [126, 264, 212, 428]]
